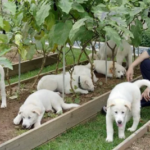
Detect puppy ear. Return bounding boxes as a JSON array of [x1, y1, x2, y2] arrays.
[[124, 104, 131, 111], [84, 80, 89, 87], [109, 68, 113, 74], [32, 107, 41, 116], [19, 111, 22, 115], [107, 103, 115, 108]]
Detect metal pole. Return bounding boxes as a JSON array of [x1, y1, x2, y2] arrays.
[[62, 48, 65, 100], [18, 54, 21, 94], [105, 36, 108, 83]]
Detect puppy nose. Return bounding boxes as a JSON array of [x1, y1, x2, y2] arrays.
[[22, 125, 26, 128], [118, 120, 122, 124], [121, 75, 124, 79]]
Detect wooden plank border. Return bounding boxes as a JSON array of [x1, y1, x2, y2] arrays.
[[113, 121, 150, 150], [4, 53, 58, 77], [0, 75, 142, 150]]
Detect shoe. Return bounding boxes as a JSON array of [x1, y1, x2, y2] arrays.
[[101, 106, 107, 115]]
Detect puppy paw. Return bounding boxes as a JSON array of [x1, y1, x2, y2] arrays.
[[34, 122, 41, 128], [127, 127, 136, 132], [13, 118, 20, 125], [82, 90, 88, 94], [1, 102, 7, 108], [119, 134, 125, 139], [106, 137, 113, 142]]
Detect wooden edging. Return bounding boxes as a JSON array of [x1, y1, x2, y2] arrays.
[[0, 75, 142, 150], [113, 121, 150, 150], [4, 53, 58, 77]]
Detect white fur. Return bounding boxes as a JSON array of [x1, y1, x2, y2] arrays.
[[0, 65, 7, 108], [71, 65, 98, 82], [95, 40, 132, 67], [13, 90, 79, 129], [87, 60, 126, 78], [106, 79, 150, 142], [37, 73, 94, 94]]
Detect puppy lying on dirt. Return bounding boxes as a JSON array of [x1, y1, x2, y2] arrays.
[[106, 79, 150, 142], [71, 65, 98, 83], [37, 73, 94, 94], [87, 60, 126, 78], [13, 89, 79, 129], [0, 65, 7, 108]]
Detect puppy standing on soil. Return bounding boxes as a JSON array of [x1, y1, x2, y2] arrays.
[[106, 79, 150, 142], [0, 65, 7, 108], [13, 90, 79, 129]]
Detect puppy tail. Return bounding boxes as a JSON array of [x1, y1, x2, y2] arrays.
[[133, 79, 150, 89], [61, 102, 80, 110]]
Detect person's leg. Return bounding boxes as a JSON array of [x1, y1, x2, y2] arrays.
[[140, 59, 150, 107], [140, 59, 150, 80]]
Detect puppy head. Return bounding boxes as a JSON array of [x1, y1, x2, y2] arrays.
[[20, 104, 42, 129], [81, 76, 94, 91], [108, 100, 131, 127], [115, 64, 126, 79]]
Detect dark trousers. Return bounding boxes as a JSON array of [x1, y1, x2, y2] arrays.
[[140, 59, 150, 107]]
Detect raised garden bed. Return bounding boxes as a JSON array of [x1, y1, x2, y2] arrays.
[[0, 64, 142, 150], [4, 53, 58, 77]]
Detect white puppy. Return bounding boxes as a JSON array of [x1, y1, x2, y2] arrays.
[[13, 89, 79, 129], [106, 79, 150, 142], [0, 65, 7, 108], [71, 65, 98, 82], [87, 60, 126, 78], [37, 73, 94, 94], [97, 40, 132, 67]]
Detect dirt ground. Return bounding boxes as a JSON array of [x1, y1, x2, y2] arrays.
[[126, 133, 150, 150], [0, 66, 142, 145]]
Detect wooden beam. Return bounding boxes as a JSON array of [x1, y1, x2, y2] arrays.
[[4, 53, 58, 77]]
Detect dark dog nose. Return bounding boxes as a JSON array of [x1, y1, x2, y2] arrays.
[[120, 75, 124, 79], [22, 125, 26, 128], [118, 120, 122, 125]]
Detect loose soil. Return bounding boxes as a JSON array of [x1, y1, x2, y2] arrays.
[[0, 66, 142, 145], [126, 133, 150, 150]]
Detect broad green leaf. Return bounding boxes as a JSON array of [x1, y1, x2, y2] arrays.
[[36, 1, 51, 26], [16, 12, 23, 26], [70, 26, 93, 43], [26, 45, 36, 60], [75, 0, 88, 3], [35, 39, 43, 50], [58, 0, 72, 14], [0, 34, 8, 44], [45, 12, 55, 30], [18, 46, 27, 60], [69, 18, 88, 41], [130, 20, 143, 47], [3, 1, 16, 15], [3, 20, 11, 32], [0, 48, 11, 57], [15, 34, 22, 46], [0, 16, 3, 28], [49, 20, 72, 46], [72, 2, 85, 12], [104, 26, 121, 47], [0, 57, 13, 70]]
